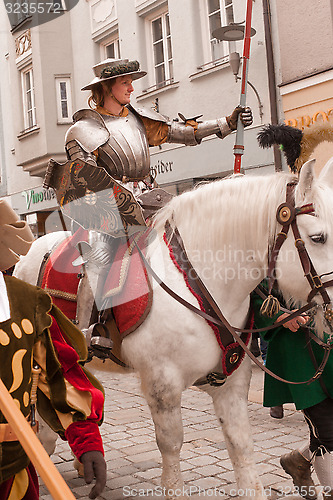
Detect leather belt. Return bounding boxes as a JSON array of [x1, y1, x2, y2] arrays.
[[0, 418, 38, 442]]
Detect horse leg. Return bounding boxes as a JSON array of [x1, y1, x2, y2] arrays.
[[140, 372, 187, 499], [205, 359, 266, 499]]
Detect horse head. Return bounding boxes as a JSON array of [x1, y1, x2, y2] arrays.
[[276, 157, 333, 337]]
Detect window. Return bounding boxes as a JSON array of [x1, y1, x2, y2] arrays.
[[207, 0, 235, 61], [55, 77, 73, 123], [21, 67, 37, 130], [104, 38, 120, 59], [151, 12, 173, 88]]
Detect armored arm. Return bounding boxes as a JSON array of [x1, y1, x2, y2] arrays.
[[167, 117, 231, 146], [65, 109, 110, 166], [167, 106, 253, 146]]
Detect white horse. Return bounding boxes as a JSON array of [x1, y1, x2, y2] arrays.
[[14, 158, 333, 498]]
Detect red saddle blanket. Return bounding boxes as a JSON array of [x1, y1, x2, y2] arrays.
[[41, 229, 152, 337], [102, 232, 152, 336], [41, 228, 88, 320]]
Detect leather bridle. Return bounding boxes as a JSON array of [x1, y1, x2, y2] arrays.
[[267, 182, 333, 326]]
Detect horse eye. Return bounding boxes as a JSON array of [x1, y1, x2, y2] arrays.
[[310, 233, 327, 244]]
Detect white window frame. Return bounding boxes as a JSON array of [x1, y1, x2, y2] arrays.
[[21, 66, 37, 130], [100, 35, 120, 60], [55, 76, 73, 124], [200, 0, 236, 65], [145, 8, 174, 91]]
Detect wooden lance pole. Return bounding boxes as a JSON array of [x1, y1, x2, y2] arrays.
[[233, 0, 254, 174], [0, 378, 76, 500]]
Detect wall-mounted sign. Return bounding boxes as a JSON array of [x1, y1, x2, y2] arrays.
[[285, 108, 333, 129], [11, 186, 57, 215], [151, 159, 174, 178]]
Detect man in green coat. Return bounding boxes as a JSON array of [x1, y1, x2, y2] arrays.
[[252, 285, 333, 500]]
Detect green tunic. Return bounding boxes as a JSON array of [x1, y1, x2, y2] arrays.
[[251, 287, 333, 411]]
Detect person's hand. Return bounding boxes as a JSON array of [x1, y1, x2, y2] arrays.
[[226, 106, 253, 130], [276, 310, 309, 332], [81, 450, 106, 499]]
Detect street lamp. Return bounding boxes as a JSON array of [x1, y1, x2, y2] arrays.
[[213, 7, 283, 173], [212, 23, 262, 121], [228, 51, 264, 122], [212, 22, 256, 42]]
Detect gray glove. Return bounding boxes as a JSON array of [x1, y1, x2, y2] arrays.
[[227, 106, 253, 130], [81, 450, 106, 499]]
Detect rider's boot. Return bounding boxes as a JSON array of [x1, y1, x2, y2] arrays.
[[280, 446, 317, 499], [313, 451, 333, 499]]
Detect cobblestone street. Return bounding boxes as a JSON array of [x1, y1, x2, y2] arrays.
[[39, 362, 311, 499]]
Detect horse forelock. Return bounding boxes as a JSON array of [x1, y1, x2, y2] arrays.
[[154, 173, 294, 259]]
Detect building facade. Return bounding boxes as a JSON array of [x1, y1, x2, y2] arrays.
[[273, 0, 333, 172], [0, 0, 280, 235]]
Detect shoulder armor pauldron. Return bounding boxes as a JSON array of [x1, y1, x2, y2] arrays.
[[128, 104, 169, 124], [65, 109, 110, 153]]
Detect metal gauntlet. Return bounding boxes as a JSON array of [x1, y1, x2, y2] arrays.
[[196, 117, 231, 142], [167, 122, 198, 146], [66, 140, 98, 167], [167, 117, 231, 146]]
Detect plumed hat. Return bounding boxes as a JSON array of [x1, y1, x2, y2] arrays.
[[82, 58, 147, 91], [257, 122, 333, 173], [0, 200, 34, 271]]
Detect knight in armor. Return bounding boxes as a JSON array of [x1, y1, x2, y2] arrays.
[[45, 57, 252, 234], [43, 58, 253, 322], [64, 57, 253, 202]]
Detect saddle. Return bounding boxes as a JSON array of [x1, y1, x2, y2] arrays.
[[38, 228, 153, 367]]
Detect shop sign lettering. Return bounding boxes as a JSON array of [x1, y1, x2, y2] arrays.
[[22, 188, 56, 210], [151, 160, 174, 177], [285, 108, 333, 129]]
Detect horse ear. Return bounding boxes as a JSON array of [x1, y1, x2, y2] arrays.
[[318, 156, 333, 190], [296, 158, 316, 201]]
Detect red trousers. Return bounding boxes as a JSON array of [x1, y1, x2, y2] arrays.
[[0, 462, 39, 499]]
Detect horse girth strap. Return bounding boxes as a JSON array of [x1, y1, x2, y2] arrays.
[[132, 224, 332, 386]]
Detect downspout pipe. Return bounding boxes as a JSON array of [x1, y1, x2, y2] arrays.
[[262, 0, 282, 171]]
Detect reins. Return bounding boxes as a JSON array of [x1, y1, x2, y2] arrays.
[[133, 181, 333, 386], [133, 240, 332, 386]]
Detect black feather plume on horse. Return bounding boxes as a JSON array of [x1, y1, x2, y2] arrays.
[[257, 124, 303, 173]]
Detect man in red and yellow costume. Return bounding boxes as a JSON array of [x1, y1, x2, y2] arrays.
[[0, 200, 106, 499]]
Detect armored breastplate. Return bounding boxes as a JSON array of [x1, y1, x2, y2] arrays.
[[98, 111, 150, 181]]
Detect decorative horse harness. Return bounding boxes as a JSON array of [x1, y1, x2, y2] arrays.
[[135, 182, 333, 387]]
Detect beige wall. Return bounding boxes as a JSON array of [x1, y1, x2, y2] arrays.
[[276, 0, 333, 84], [281, 76, 333, 173]]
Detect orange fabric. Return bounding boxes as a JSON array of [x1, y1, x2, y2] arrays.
[[185, 119, 198, 131], [95, 105, 128, 117], [140, 116, 169, 146], [141, 117, 198, 146]]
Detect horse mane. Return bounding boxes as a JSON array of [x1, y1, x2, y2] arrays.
[[154, 173, 295, 258]]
